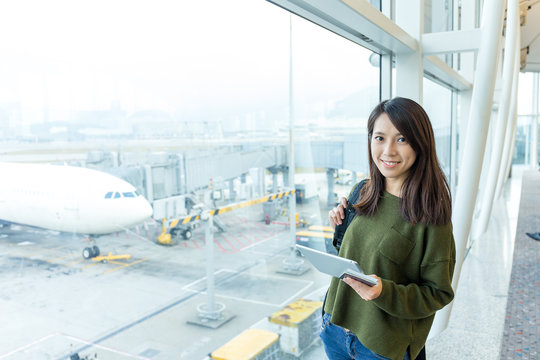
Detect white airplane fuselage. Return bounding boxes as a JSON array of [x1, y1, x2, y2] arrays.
[[0, 162, 153, 235]]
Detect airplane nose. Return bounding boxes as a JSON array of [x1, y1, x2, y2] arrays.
[[139, 198, 153, 221], [109, 195, 153, 230]]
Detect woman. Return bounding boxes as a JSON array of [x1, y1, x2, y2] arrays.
[[322, 97, 455, 360]]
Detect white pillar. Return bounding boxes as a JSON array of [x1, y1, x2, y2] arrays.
[[455, 0, 477, 186], [380, 0, 393, 101], [502, 71, 520, 192], [500, 111, 518, 188], [394, 0, 423, 103], [474, 35, 504, 216], [450, 91, 459, 195], [506, 112, 519, 178], [430, 0, 507, 337], [496, 25, 521, 199], [205, 216, 215, 313], [288, 14, 298, 262], [475, 0, 518, 238], [532, 73, 539, 169]]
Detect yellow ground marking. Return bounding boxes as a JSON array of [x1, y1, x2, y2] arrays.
[[91, 253, 131, 262], [104, 258, 148, 274]]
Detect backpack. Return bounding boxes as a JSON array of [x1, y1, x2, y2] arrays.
[[332, 179, 367, 252]]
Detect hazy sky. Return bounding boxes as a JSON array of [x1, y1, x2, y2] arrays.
[[0, 0, 377, 126]]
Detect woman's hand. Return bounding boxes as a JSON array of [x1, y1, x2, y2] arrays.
[[329, 197, 348, 228], [342, 275, 383, 301]]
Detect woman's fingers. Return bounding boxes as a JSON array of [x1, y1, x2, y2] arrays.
[[329, 203, 346, 226], [329, 210, 336, 228], [328, 208, 339, 227], [342, 275, 382, 301], [328, 197, 349, 227]]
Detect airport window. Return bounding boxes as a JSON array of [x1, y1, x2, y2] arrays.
[[424, 0, 454, 34], [515, 72, 538, 166], [290, 13, 380, 229], [424, 0, 454, 65], [423, 77, 453, 180], [1, 0, 379, 358], [513, 122, 529, 165]]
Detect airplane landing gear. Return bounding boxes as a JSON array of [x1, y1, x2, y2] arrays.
[[82, 245, 101, 259]]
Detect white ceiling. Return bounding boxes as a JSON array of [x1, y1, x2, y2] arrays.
[[520, 0, 540, 71]]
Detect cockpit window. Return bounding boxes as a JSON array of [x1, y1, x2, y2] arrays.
[[105, 191, 139, 199]]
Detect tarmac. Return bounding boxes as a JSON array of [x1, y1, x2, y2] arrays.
[[0, 203, 332, 359]]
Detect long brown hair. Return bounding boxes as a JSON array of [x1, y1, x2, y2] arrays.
[[354, 97, 452, 225]]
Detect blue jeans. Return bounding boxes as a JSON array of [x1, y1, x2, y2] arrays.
[[320, 313, 410, 360]]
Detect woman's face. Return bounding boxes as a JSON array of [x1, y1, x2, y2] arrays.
[[371, 113, 417, 192]]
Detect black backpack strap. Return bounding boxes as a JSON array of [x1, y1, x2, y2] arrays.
[[332, 179, 367, 251], [347, 179, 365, 209]]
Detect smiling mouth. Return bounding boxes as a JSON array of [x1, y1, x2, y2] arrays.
[[381, 160, 400, 167]]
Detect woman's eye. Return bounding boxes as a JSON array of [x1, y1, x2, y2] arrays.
[[397, 137, 407, 143], [374, 136, 383, 141]]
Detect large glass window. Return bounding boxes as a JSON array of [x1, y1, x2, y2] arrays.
[[291, 16, 380, 219], [515, 72, 537, 165], [424, 0, 454, 65], [424, 0, 454, 33], [0, 1, 379, 358], [423, 78, 454, 180], [513, 118, 530, 165]]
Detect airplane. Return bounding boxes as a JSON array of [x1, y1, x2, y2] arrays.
[[0, 161, 153, 259]]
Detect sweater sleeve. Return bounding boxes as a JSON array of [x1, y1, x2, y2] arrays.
[[371, 224, 456, 320]]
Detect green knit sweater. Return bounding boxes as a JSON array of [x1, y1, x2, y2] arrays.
[[324, 191, 456, 360]]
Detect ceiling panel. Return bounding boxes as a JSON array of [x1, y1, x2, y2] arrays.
[[520, 0, 540, 71]]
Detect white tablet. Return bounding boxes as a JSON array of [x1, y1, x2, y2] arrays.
[[296, 244, 377, 287]]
